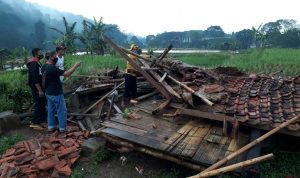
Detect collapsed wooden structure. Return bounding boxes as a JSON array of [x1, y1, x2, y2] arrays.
[[67, 36, 300, 177]]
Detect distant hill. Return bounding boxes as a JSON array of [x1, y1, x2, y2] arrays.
[[0, 0, 128, 50]]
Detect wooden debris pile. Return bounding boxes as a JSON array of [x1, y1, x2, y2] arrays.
[[65, 36, 300, 138]]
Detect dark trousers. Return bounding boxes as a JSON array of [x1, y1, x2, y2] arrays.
[[124, 73, 137, 99], [31, 89, 47, 124]]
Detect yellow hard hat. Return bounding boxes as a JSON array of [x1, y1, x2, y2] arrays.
[[130, 44, 138, 50]]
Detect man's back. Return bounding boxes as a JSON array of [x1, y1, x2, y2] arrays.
[[42, 64, 64, 96]]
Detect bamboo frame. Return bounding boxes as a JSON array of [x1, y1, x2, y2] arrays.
[[190, 115, 300, 177]]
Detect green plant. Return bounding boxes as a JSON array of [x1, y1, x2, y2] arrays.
[[71, 170, 84, 178], [7, 88, 31, 112], [123, 108, 130, 118], [0, 135, 24, 155], [93, 146, 111, 164], [160, 168, 179, 178]]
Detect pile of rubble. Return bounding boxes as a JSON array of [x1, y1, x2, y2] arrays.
[[0, 125, 89, 178]]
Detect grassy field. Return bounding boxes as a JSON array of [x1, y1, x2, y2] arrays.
[[65, 48, 300, 76]]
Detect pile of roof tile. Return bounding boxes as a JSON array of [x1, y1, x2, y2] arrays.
[[0, 125, 90, 178], [222, 76, 300, 130]]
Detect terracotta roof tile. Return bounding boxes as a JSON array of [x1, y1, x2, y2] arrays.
[[0, 125, 86, 177], [221, 76, 300, 131]]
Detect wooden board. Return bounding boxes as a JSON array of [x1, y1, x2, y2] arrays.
[[100, 99, 250, 167]]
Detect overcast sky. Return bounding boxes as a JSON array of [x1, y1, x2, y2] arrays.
[[25, 0, 299, 36]]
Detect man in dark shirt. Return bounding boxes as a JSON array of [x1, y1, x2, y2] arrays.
[[43, 51, 81, 132], [27, 48, 47, 128]]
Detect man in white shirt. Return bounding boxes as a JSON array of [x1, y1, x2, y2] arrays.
[[56, 44, 67, 82]]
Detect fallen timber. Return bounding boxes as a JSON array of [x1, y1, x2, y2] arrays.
[[65, 37, 300, 177]]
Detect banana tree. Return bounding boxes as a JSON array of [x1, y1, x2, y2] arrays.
[[50, 17, 77, 54], [252, 24, 267, 48]]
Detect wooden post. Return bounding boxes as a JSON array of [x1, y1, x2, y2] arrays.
[[190, 115, 300, 177], [106, 94, 116, 120], [189, 154, 274, 178], [167, 75, 213, 106], [103, 35, 172, 99]]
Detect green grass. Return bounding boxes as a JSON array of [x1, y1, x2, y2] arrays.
[[66, 54, 125, 75], [0, 69, 31, 112], [0, 135, 24, 155], [260, 151, 300, 178], [174, 48, 300, 76]]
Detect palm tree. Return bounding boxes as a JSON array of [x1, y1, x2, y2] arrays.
[[50, 17, 77, 54]]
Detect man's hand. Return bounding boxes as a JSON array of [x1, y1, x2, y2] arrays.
[[38, 90, 44, 97]]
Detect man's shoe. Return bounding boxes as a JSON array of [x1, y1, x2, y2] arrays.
[[29, 124, 43, 130]]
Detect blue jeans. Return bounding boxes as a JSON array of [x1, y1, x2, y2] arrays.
[[45, 94, 67, 132]]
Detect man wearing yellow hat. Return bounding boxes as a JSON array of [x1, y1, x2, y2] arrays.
[[123, 44, 140, 104]]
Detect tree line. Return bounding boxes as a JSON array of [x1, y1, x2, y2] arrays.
[[145, 19, 300, 50]]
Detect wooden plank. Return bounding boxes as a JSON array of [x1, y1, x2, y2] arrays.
[[160, 121, 193, 150], [167, 127, 193, 152], [193, 142, 224, 165], [102, 128, 162, 149], [102, 121, 147, 136], [103, 35, 171, 99], [172, 126, 198, 155]]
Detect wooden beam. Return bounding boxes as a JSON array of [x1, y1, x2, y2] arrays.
[[103, 35, 171, 99], [138, 56, 181, 99], [134, 90, 159, 101], [152, 99, 171, 115], [106, 94, 116, 120], [107, 99, 123, 114], [67, 113, 99, 117], [151, 44, 173, 67], [190, 154, 274, 178], [159, 72, 168, 83], [167, 75, 213, 106], [191, 115, 300, 177]]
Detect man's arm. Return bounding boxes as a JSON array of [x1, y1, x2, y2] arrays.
[[63, 62, 81, 77]]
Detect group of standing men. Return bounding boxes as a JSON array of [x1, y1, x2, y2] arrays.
[[27, 44, 81, 133]]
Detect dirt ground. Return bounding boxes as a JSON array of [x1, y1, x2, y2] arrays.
[[3, 125, 198, 178]]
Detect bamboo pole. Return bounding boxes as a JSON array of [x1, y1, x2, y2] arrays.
[[134, 90, 159, 101], [190, 115, 300, 178], [191, 154, 274, 178], [167, 75, 213, 106]]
